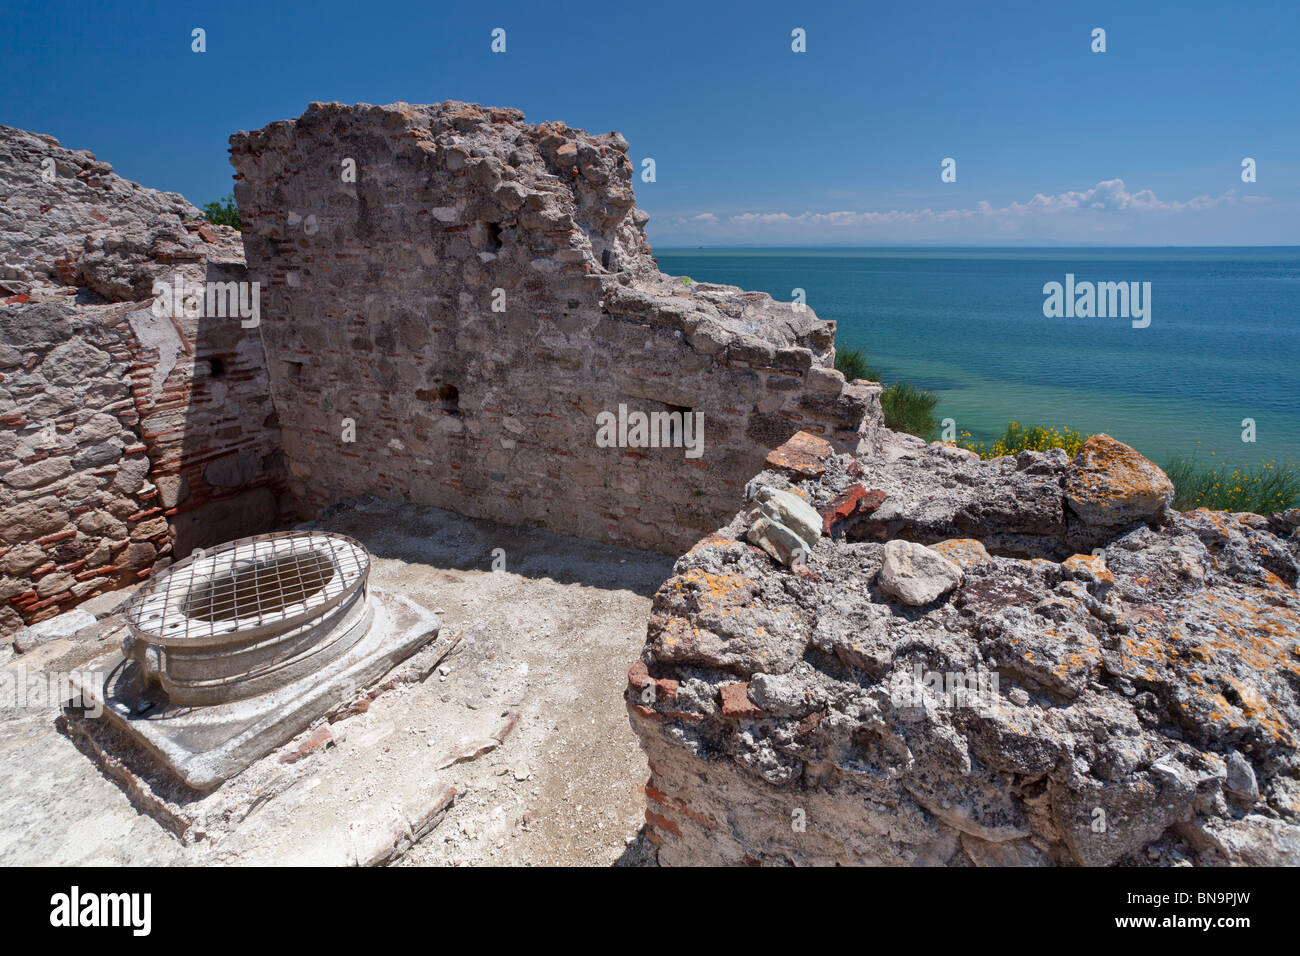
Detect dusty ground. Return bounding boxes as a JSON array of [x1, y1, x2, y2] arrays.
[[0, 499, 672, 866]]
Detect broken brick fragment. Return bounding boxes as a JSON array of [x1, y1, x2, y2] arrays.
[[819, 484, 887, 534], [627, 659, 679, 702], [280, 726, 333, 764], [764, 430, 834, 480], [645, 808, 682, 837], [719, 682, 764, 719]]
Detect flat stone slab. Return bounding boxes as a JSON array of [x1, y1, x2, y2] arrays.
[[70, 588, 440, 791]]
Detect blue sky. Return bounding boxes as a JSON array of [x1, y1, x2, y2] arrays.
[[3, 0, 1297, 246]]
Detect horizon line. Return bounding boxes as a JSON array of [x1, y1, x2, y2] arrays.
[[651, 242, 1300, 251]]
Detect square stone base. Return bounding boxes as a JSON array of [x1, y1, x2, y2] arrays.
[[69, 588, 440, 791]]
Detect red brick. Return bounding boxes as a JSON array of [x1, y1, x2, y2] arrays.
[[35, 529, 76, 546], [764, 430, 835, 479], [645, 809, 682, 837], [720, 682, 764, 719], [75, 566, 117, 581], [627, 660, 679, 702]]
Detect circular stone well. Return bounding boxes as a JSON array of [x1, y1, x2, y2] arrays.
[[122, 531, 372, 706]]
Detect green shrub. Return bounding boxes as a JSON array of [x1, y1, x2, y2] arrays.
[[958, 422, 1091, 460], [202, 195, 241, 230], [1163, 457, 1300, 515], [881, 382, 939, 442], [834, 347, 880, 383]]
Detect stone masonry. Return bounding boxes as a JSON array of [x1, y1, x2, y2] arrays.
[[0, 126, 283, 637], [229, 102, 880, 553]]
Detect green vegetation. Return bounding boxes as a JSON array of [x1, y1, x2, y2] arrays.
[[1163, 457, 1300, 515], [202, 195, 241, 230], [833, 348, 938, 440], [880, 382, 939, 442], [829, 347, 1297, 517], [833, 347, 880, 383], [957, 422, 1091, 460]]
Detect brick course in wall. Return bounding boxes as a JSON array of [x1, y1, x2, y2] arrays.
[[0, 125, 285, 636], [0, 303, 161, 631]]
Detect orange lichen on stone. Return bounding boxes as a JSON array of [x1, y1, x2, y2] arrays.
[[1062, 553, 1116, 587], [673, 568, 751, 605], [931, 538, 994, 568], [1115, 585, 1300, 747], [686, 532, 734, 555], [1064, 434, 1174, 526]]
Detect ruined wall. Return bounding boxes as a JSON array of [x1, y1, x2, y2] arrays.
[[627, 431, 1300, 865], [229, 102, 879, 553], [0, 303, 159, 632], [0, 126, 284, 635]]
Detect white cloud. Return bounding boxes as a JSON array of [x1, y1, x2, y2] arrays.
[[669, 179, 1240, 235]]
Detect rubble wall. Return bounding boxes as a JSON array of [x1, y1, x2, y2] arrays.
[[627, 431, 1300, 865], [228, 102, 879, 554], [0, 126, 284, 634]]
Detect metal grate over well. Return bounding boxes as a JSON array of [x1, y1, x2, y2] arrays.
[[125, 531, 370, 647]]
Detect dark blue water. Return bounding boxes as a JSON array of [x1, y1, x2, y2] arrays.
[[654, 247, 1300, 468]]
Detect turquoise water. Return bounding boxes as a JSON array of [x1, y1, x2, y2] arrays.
[[654, 247, 1300, 470]]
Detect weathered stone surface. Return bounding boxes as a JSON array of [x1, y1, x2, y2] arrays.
[[1065, 433, 1175, 529], [744, 487, 821, 567], [628, 446, 1300, 867], [877, 539, 963, 605], [0, 125, 205, 301], [12, 609, 95, 652], [840, 437, 1072, 557], [0, 125, 285, 637], [228, 101, 881, 553], [930, 537, 994, 568]]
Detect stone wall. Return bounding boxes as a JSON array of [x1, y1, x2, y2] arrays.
[[627, 431, 1300, 865], [229, 102, 879, 554], [0, 303, 158, 632], [0, 126, 284, 635]]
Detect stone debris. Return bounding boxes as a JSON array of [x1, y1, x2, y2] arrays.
[[628, 435, 1300, 866], [876, 539, 963, 606], [745, 487, 821, 567], [1065, 433, 1176, 530]]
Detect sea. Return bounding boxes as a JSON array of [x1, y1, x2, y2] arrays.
[[653, 247, 1300, 470]]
